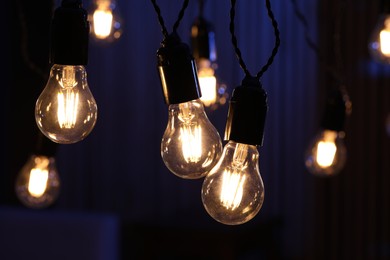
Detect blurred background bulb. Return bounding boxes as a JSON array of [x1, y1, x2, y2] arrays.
[[89, 0, 123, 42], [15, 155, 60, 209], [201, 141, 264, 225], [161, 99, 222, 179], [197, 59, 217, 107], [35, 65, 97, 144], [305, 129, 347, 176], [369, 14, 390, 63]]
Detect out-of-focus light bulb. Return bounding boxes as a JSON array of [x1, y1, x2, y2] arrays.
[[197, 59, 217, 107], [35, 65, 97, 144], [305, 130, 347, 176], [369, 15, 390, 63], [161, 99, 222, 179], [90, 0, 122, 42], [201, 141, 264, 225], [15, 155, 60, 209]]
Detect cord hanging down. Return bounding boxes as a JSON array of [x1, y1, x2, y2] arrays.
[[229, 0, 280, 80]]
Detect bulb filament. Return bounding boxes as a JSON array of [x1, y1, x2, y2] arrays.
[[28, 157, 50, 198], [380, 18, 390, 56], [316, 131, 337, 168], [220, 143, 248, 210], [57, 66, 79, 129], [93, 0, 113, 39]]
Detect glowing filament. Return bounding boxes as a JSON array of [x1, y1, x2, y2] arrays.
[[220, 171, 246, 210], [28, 158, 49, 198], [57, 90, 79, 128], [93, 9, 113, 39], [316, 130, 338, 168], [380, 30, 390, 56], [180, 124, 202, 163], [198, 67, 217, 107]]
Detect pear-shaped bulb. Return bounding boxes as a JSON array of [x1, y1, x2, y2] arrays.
[[305, 129, 347, 176], [15, 155, 61, 209], [161, 99, 222, 179], [201, 141, 264, 225], [35, 65, 98, 144]]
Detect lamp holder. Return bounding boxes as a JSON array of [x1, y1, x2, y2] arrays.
[[224, 76, 268, 146], [157, 32, 201, 105], [50, 0, 89, 65], [191, 16, 216, 62], [320, 88, 348, 132]]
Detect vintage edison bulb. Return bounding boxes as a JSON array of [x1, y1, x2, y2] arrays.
[[161, 99, 222, 179], [197, 59, 217, 107], [35, 65, 97, 144], [369, 15, 390, 63], [305, 130, 347, 176], [90, 0, 122, 41], [201, 141, 264, 225], [15, 155, 60, 209]]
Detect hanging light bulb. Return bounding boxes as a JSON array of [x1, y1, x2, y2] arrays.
[[305, 88, 351, 176], [89, 0, 122, 42], [369, 14, 390, 63], [15, 155, 61, 209], [35, 0, 97, 144], [202, 77, 267, 225], [190, 3, 227, 109], [157, 33, 222, 179]]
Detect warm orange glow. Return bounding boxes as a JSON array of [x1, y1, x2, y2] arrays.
[[316, 130, 337, 168], [198, 66, 217, 107]]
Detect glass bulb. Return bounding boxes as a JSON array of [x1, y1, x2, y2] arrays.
[[15, 155, 60, 209], [197, 59, 217, 107], [90, 0, 122, 42], [305, 130, 347, 176], [369, 14, 390, 63], [161, 99, 222, 179], [201, 141, 264, 225], [35, 65, 98, 144]]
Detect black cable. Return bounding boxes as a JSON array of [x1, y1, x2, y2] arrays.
[[229, 0, 281, 80], [151, 0, 190, 39]]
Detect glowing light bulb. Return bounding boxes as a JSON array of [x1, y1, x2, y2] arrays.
[[369, 15, 390, 63], [197, 59, 217, 107], [35, 65, 97, 144], [305, 130, 347, 176], [90, 0, 122, 42], [161, 99, 222, 179], [15, 155, 60, 209], [201, 141, 264, 225]]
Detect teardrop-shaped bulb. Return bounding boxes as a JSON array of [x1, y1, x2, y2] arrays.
[[305, 129, 347, 176], [15, 155, 61, 209], [35, 65, 98, 144], [369, 14, 390, 63], [161, 99, 222, 179], [201, 141, 264, 225]]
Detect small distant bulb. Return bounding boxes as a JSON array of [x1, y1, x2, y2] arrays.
[[90, 0, 122, 41], [197, 59, 217, 107], [369, 15, 390, 63], [15, 155, 60, 209]]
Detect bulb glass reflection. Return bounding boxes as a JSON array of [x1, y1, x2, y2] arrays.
[[305, 130, 347, 176], [161, 99, 222, 179], [35, 65, 97, 144], [15, 155, 60, 209], [201, 141, 264, 225], [90, 0, 122, 41], [369, 15, 390, 63]]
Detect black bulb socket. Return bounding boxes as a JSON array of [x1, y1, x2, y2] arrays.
[[50, 0, 89, 65], [190, 16, 216, 62], [157, 33, 201, 105], [224, 76, 268, 146], [320, 88, 348, 132]]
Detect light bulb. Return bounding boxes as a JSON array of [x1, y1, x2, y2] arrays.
[[305, 130, 347, 176], [197, 59, 217, 107], [90, 0, 122, 42], [369, 14, 390, 63], [35, 65, 98, 144], [15, 155, 60, 209], [201, 141, 264, 225], [161, 99, 222, 179]]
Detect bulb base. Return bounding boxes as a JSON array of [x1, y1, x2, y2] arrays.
[[157, 33, 201, 105], [50, 0, 89, 65], [224, 76, 268, 146], [321, 88, 348, 132]]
